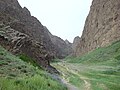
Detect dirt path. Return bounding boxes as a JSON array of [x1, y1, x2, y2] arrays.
[[69, 69, 91, 90], [83, 79, 91, 90], [52, 61, 116, 90], [61, 78, 79, 90], [63, 64, 91, 90], [56, 62, 91, 90]]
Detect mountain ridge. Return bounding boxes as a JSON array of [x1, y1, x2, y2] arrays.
[[0, 0, 72, 72], [75, 0, 120, 56]]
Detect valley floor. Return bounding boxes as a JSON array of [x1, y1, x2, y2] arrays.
[[52, 41, 120, 90], [1, 39, 120, 90], [52, 61, 120, 90]]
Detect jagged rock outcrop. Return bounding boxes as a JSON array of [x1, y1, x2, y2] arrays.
[[0, 24, 58, 73], [75, 0, 120, 56], [65, 39, 72, 47], [0, 0, 58, 72], [49, 36, 73, 58], [0, 0, 55, 56], [44, 27, 73, 59], [72, 36, 80, 56], [0, 0, 73, 59], [0, 0, 73, 72]]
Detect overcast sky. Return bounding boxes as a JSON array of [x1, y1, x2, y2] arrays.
[[18, 0, 92, 42]]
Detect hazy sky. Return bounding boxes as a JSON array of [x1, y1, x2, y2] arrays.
[[18, 0, 92, 42]]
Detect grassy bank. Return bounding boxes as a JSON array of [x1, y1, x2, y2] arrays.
[[0, 46, 67, 90], [52, 41, 120, 90]]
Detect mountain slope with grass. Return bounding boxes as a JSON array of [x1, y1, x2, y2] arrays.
[[75, 0, 120, 56], [0, 45, 67, 90], [52, 41, 120, 90], [69, 41, 120, 65]]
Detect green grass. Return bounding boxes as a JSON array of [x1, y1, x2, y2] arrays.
[[52, 63, 85, 89], [0, 46, 67, 90], [52, 41, 120, 90], [68, 40, 120, 65], [18, 54, 42, 69], [0, 75, 66, 90], [69, 73, 84, 88]]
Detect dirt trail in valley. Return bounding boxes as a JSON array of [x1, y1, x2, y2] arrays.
[[61, 78, 79, 90], [66, 67, 91, 90], [55, 62, 91, 90], [82, 78, 91, 90]]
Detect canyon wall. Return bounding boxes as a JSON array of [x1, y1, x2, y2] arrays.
[[75, 0, 120, 56]]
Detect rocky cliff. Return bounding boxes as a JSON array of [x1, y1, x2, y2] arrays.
[[0, 0, 73, 72], [0, 24, 60, 73], [0, 0, 54, 70], [75, 0, 120, 56], [72, 36, 80, 56], [0, 0, 56, 73], [44, 27, 73, 59]]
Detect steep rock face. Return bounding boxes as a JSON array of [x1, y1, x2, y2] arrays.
[[72, 36, 80, 56], [49, 36, 73, 58], [65, 39, 72, 47], [0, 0, 21, 9], [75, 0, 120, 56], [0, 0, 55, 56], [0, 0, 59, 72], [0, 0, 72, 72], [0, 24, 58, 73], [0, 0, 72, 59], [44, 27, 73, 59]]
